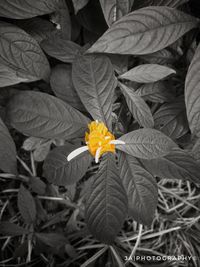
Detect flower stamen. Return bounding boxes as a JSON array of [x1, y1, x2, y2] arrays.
[[67, 146, 89, 161], [95, 147, 102, 163]]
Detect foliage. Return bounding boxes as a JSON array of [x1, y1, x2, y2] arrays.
[[0, 0, 200, 266]]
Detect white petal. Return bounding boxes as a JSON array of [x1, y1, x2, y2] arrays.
[[95, 147, 102, 163], [109, 140, 126, 145], [67, 146, 89, 161]]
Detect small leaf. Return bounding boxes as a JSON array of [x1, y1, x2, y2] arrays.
[[7, 91, 90, 140], [72, 54, 116, 129], [119, 83, 154, 128], [117, 128, 176, 159], [72, 0, 89, 14], [35, 232, 68, 248], [185, 43, 200, 137], [33, 141, 52, 162], [43, 144, 92, 186], [88, 7, 198, 55], [135, 81, 174, 103], [154, 100, 189, 139], [100, 0, 133, 26], [119, 64, 176, 83], [50, 64, 85, 111], [18, 185, 36, 224], [141, 149, 200, 184], [29, 177, 46, 195], [0, 0, 63, 19], [0, 222, 29, 236], [23, 137, 47, 151], [0, 22, 50, 84], [41, 35, 81, 63], [119, 152, 158, 225], [85, 153, 128, 244], [0, 117, 17, 174]]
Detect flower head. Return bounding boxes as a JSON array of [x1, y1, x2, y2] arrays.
[[67, 120, 125, 163], [85, 121, 115, 158]]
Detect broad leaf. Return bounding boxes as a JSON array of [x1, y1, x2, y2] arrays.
[[72, 54, 116, 130], [119, 152, 158, 225], [41, 35, 81, 63], [142, 149, 200, 184], [100, 0, 133, 26], [50, 64, 85, 111], [154, 100, 189, 139], [185, 44, 200, 137], [133, 0, 189, 9], [43, 144, 92, 186], [0, 117, 17, 174], [7, 91, 90, 140], [32, 141, 51, 162], [0, 222, 29, 236], [119, 83, 154, 128], [0, 0, 63, 19], [72, 0, 89, 14], [120, 64, 176, 83], [136, 81, 174, 103], [0, 22, 50, 84], [18, 185, 36, 224], [85, 153, 128, 244], [117, 128, 176, 159], [88, 7, 198, 55]]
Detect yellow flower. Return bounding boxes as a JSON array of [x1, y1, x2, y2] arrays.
[[67, 121, 125, 163]]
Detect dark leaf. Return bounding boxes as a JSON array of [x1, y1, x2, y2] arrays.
[[119, 152, 158, 225], [50, 64, 85, 111], [72, 54, 116, 130], [139, 49, 176, 65], [133, 0, 189, 9], [0, 117, 17, 174], [0, 0, 64, 19], [0, 22, 50, 85], [29, 177, 46, 195], [100, 0, 133, 26], [119, 64, 176, 83], [35, 232, 68, 248], [0, 222, 29, 236], [85, 153, 128, 244], [117, 129, 177, 159], [41, 35, 81, 63], [154, 100, 189, 139], [72, 0, 90, 14], [135, 81, 174, 103], [16, 18, 57, 43], [7, 91, 90, 140], [119, 83, 154, 128], [17, 185, 36, 224], [43, 144, 92, 186], [142, 149, 200, 184], [185, 43, 200, 137]]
